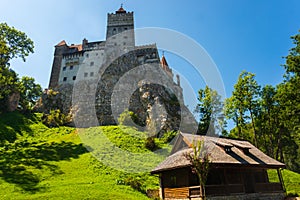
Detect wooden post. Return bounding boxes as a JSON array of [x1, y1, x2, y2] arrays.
[[277, 169, 286, 195], [159, 174, 165, 200]]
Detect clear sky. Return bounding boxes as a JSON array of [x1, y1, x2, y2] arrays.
[[2, 0, 300, 112]]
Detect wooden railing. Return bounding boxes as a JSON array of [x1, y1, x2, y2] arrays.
[[188, 186, 202, 197], [189, 184, 244, 197]]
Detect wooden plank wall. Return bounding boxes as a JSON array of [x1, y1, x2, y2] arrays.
[[164, 187, 189, 198]]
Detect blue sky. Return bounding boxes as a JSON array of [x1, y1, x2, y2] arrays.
[[2, 0, 300, 112]]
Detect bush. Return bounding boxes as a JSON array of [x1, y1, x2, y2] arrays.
[[144, 137, 158, 151], [118, 109, 139, 126], [42, 109, 70, 128], [160, 131, 178, 143], [124, 176, 143, 192]]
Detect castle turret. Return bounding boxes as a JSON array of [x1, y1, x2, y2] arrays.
[[48, 40, 69, 88], [160, 54, 173, 78], [106, 5, 135, 48]]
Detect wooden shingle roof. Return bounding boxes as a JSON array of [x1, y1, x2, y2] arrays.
[[151, 133, 285, 173]]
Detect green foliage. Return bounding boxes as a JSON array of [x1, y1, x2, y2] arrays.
[[118, 109, 139, 127], [0, 22, 34, 65], [185, 140, 211, 199], [42, 109, 71, 128], [225, 71, 261, 145], [284, 32, 300, 77], [0, 67, 19, 112], [224, 31, 300, 172], [19, 76, 42, 111], [274, 32, 300, 171], [0, 22, 40, 114], [160, 130, 178, 143], [195, 86, 224, 135], [124, 176, 143, 192], [144, 137, 158, 151]]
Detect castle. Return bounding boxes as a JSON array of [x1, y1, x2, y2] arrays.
[[46, 6, 197, 133]]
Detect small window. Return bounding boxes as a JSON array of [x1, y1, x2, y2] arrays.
[[96, 53, 98, 56], [73, 76, 76, 80], [70, 66, 74, 70], [124, 27, 128, 31], [86, 53, 89, 58], [84, 72, 88, 77], [123, 42, 126, 45], [124, 36, 128, 39], [225, 147, 232, 153], [112, 36, 116, 39], [90, 62, 94, 66], [90, 72, 94, 77], [63, 77, 67, 82], [114, 43, 117, 46], [63, 67, 66, 71]]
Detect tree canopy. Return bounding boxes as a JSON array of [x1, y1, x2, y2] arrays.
[[0, 23, 34, 66], [195, 86, 224, 135], [221, 31, 300, 172], [0, 23, 40, 113]]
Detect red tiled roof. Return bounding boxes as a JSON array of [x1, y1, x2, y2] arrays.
[[116, 6, 126, 14], [161, 55, 169, 67], [69, 44, 83, 51], [55, 40, 67, 47]]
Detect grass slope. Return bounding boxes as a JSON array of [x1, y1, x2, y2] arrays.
[[0, 112, 159, 200], [269, 169, 300, 196], [1, 111, 299, 199]]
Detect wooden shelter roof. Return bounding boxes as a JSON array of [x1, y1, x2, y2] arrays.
[[151, 133, 285, 173]]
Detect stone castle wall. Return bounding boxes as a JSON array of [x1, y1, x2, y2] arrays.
[[43, 8, 198, 134]]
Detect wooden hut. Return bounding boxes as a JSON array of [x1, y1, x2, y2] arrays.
[[151, 133, 286, 200]]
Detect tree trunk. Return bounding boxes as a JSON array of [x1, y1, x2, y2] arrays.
[[249, 110, 258, 147]]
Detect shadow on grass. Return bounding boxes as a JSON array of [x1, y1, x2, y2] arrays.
[[0, 111, 39, 144], [0, 140, 89, 192]]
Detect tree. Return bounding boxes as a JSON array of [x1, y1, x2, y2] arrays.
[[185, 140, 210, 200], [274, 31, 300, 171], [0, 23, 35, 113], [226, 71, 261, 146], [0, 67, 19, 112], [195, 86, 224, 136], [19, 76, 42, 111], [224, 95, 243, 138], [0, 23, 34, 66]]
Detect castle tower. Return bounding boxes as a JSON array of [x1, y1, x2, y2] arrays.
[[106, 5, 135, 48], [160, 54, 173, 79], [48, 40, 69, 88]]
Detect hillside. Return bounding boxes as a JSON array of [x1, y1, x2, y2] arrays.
[[0, 112, 163, 199], [0, 111, 299, 199]]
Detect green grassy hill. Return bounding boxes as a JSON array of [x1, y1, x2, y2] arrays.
[[0, 111, 299, 199], [0, 112, 163, 200]]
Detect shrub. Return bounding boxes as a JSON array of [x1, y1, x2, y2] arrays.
[[144, 137, 158, 151], [118, 109, 138, 126], [42, 109, 70, 128], [124, 176, 143, 192], [161, 131, 178, 143]]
